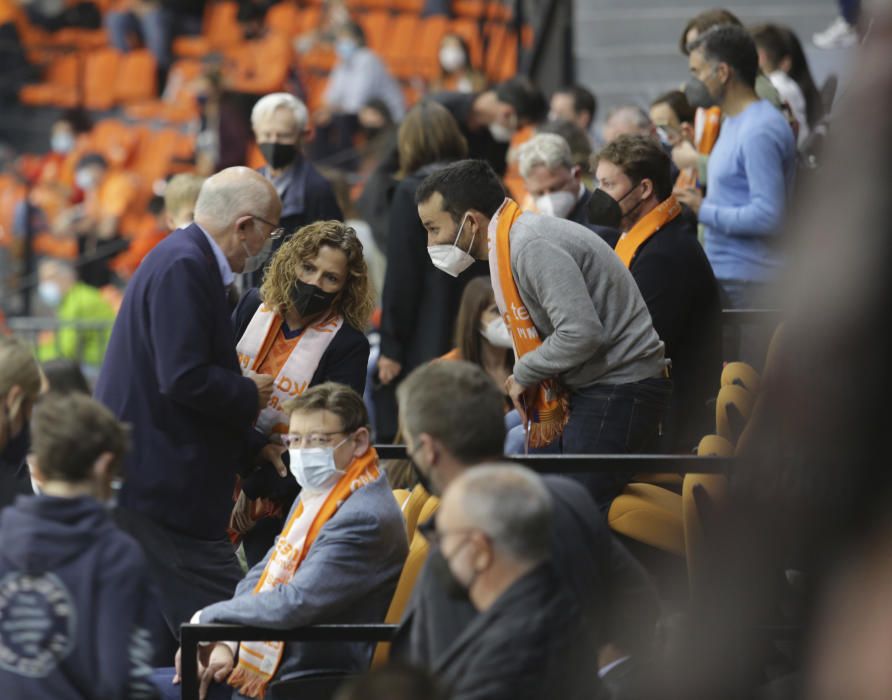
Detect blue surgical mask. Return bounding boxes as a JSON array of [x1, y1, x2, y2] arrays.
[[38, 281, 63, 308], [335, 38, 358, 61], [289, 435, 351, 492], [51, 132, 75, 154]]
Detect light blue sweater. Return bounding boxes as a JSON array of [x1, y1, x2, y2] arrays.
[[699, 100, 796, 282]]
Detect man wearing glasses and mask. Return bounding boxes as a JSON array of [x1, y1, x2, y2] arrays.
[[154, 382, 407, 700]]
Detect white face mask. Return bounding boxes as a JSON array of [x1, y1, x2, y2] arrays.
[[289, 436, 350, 492], [38, 281, 63, 308], [488, 122, 514, 143], [439, 45, 466, 73], [51, 132, 74, 154], [480, 316, 513, 348], [75, 169, 98, 192], [241, 231, 273, 274], [427, 214, 476, 278], [535, 190, 578, 219]]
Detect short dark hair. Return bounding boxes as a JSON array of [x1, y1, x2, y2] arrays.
[[495, 77, 548, 125], [397, 361, 505, 465], [650, 90, 696, 124], [679, 8, 742, 55], [555, 84, 597, 121], [689, 24, 759, 89], [596, 134, 673, 202], [283, 382, 369, 433], [41, 359, 90, 395], [414, 159, 506, 223], [31, 393, 130, 483], [342, 20, 366, 46]]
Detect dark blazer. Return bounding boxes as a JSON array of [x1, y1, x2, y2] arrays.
[[626, 211, 722, 451], [232, 288, 371, 502], [433, 564, 607, 700], [395, 475, 660, 664], [568, 187, 593, 227], [94, 224, 258, 539], [379, 163, 489, 371], [431, 91, 509, 176], [246, 157, 343, 288]]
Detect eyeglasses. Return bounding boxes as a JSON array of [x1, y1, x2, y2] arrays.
[[418, 519, 480, 551], [252, 214, 285, 240], [282, 431, 347, 449]]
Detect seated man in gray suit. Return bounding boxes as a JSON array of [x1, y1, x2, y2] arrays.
[[432, 464, 606, 700], [153, 383, 409, 700]]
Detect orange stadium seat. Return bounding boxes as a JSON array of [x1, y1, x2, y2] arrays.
[[295, 6, 322, 35], [357, 11, 391, 55], [391, 0, 423, 11], [113, 49, 157, 105], [382, 13, 420, 78], [452, 0, 487, 20], [89, 119, 141, 168], [415, 15, 450, 80], [484, 22, 518, 83], [18, 53, 80, 108], [82, 47, 120, 111], [449, 17, 485, 69], [227, 32, 292, 95], [173, 1, 242, 58]]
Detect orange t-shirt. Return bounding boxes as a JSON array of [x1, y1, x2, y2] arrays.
[[256, 325, 302, 379]]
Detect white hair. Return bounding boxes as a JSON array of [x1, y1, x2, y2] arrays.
[[604, 105, 652, 131], [517, 133, 574, 179], [251, 92, 309, 133], [193, 166, 277, 229], [453, 463, 553, 564]]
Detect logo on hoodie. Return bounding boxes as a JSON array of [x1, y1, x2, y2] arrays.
[[0, 572, 75, 677]]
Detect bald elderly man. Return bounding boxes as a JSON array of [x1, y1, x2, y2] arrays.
[[95, 167, 283, 651]]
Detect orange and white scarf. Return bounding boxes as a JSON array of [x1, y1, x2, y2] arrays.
[[227, 449, 380, 698], [488, 198, 569, 448], [675, 106, 722, 189], [236, 304, 343, 437], [614, 195, 682, 269]]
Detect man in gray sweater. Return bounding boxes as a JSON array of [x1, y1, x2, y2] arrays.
[[415, 159, 671, 507]]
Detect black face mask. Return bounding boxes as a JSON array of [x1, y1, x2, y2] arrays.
[[430, 547, 471, 601], [1, 407, 30, 468], [684, 77, 716, 110], [409, 456, 436, 496], [259, 142, 297, 170], [587, 183, 646, 229], [290, 279, 337, 319]]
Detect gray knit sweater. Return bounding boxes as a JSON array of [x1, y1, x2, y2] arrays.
[[507, 212, 666, 389]]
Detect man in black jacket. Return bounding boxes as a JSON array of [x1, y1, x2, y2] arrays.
[[431, 77, 547, 176], [249, 92, 343, 286], [392, 360, 660, 672], [593, 135, 722, 451], [431, 464, 606, 700]]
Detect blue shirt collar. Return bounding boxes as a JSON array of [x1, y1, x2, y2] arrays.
[[196, 223, 235, 287]]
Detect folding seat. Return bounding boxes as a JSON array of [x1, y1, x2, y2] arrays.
[[715, 384, 755, 445], [228, 32, 292, 95], [721, 361, 761, 394], [370, 526, 433, 667], [19, 53, 80, 108], [401, 484, 430, 542], [383, 13, 420, 79], [90, 119, 140, 168], [483, 22, 517, 83], [265, 1, 300, 37], [452, 0, 486, 20], [414, 14, 450, 81], [82, 47, 121, 111], [449, 17, 484, 68], [391, 0, 423, 11], [173, 2, 242, 58], [357, 10, 391, 55], [124, 59, 201, 124], [113, 49, 157, 105]]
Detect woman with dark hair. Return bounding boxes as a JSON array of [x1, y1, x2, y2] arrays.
[[375, 100, 488, 441], [231, 220, 374, 564], [751, 23, 822, 148]]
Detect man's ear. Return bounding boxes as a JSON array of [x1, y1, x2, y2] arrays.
[[418, 432, 437, 467], [716, 62, 731, 86], [164, 212, 176, 230], [351, 426, 371, 457], [93, 452, 115, 481], [28, 457, 45, 487], [640, 177, 655, 201]]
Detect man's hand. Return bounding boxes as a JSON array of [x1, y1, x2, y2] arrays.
[[260, 441, 288, 477], [245, 370, 275, 410], [199, 644, 235, 700], [671, 139, 699, 170], [229, 491, 255, 535], [377, 356, 402, 386], [673, 186, 703, 216], [505, 375, 537, 424]]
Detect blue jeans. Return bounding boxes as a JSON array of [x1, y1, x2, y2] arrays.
[[719, 278, 774, 368], [840, 0, 860, 24], [533, 377, 672, 509], [105, 7, 175, 67], [152, 667, 231, 700]]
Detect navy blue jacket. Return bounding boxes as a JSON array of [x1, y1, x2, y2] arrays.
[[0, 495, 158, 699], [94, 224, 258, 539]]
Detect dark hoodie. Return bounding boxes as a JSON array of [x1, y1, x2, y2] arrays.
[[0, 495, 158, 699]]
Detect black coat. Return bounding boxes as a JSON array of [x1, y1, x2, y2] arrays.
[[431, 91, 510, 176], [433, 564, 608, 700], [395, 475, 660, 665], [378, 164, 489, 371], [627, 212, 722, 451]]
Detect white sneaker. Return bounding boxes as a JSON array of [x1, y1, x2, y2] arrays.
[[813, 16, 858, 49]]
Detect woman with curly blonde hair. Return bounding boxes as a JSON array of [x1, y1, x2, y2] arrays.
[[231, 219, 374, 564]]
